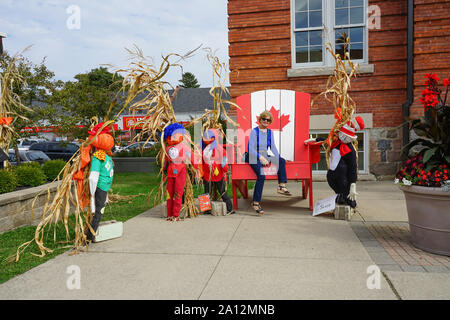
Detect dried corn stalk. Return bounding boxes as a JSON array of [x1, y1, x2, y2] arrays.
[[0, 50, 33, 158], [186, 49, 241, 201], [311, 39, 360, 167]]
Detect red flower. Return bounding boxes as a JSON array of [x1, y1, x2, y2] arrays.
[[444, 78, 450, 87], [425, 73, 440, 85]]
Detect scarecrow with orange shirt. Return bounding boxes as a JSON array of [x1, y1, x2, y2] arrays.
[[74, 122, 115, 240]]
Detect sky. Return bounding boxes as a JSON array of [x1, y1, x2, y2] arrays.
[[0, 0, 230, 88]]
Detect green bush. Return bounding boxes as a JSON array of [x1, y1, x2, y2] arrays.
[[0, 170, 18, 194], [42, 160, 66, 181], [18, 161, 41, 169], [14, 165, 47, 187]]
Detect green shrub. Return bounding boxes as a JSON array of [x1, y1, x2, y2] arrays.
[[0, 170, 18, 194], [42, 160, 66, 181], [14, 165, 47, 187], [18, 161, 41, 169]]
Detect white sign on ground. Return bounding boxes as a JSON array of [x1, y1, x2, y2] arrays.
[[313, 195, 337, 216]]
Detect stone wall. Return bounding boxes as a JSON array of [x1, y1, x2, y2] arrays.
[[369, 127, 403, 179], [0, 181, 61, 233]]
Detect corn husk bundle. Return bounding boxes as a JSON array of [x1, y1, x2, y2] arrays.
[[186, 49, 241, 201], [0, 50, 33, 157], [310, 40, 359, 167], [111, 46, 203, 219], [187, 48, 240, 135]]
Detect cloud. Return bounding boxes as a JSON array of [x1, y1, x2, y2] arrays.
[[0, 0, 229, 87]]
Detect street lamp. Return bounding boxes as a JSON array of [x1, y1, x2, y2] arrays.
[[0, 32, 6, 55]]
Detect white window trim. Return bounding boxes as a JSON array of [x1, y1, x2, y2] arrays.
[[290, 0, 372, 75], [310, 129, 369, 174]]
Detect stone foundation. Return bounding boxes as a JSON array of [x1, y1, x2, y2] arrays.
[[369, 127, 403, 179], [0, 182, 62, 234]]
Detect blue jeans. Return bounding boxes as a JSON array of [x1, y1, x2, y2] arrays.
[[250, 156, 287, 203]]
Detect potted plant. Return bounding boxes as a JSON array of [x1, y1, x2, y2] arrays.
[[395, 73, 450, 256]]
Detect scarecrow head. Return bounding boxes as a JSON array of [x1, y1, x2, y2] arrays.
[[338, 116, 365, 144], [164, 123, 185, 146], [201, 128, 220, 150], [87, 122, 114, 152]]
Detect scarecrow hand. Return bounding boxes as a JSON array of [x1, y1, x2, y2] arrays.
[[348, 183, 358, 201], [90, 196, 96, 213], [304, 137, 315, 144]]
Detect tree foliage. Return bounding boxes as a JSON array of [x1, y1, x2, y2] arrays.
[[55, 67, 124, 139], [178, 72, 200, 88]]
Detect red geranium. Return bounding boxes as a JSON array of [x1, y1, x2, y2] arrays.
[[399, 73, 450, 187]]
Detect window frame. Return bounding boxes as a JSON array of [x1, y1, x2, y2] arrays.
[[309, 129, 369, 174], [290, 0, 369, 69]]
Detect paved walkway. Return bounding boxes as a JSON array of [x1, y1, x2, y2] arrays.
[[0, 180, 449, 300]]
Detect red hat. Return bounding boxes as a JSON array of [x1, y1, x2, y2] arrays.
[[88, 122, 111, 136], [353, 116, 365, 131]]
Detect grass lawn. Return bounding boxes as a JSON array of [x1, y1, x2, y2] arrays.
[[0, 172, 252, 284]]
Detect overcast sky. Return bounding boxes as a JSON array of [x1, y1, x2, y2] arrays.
[[0, 0, 229, 88]]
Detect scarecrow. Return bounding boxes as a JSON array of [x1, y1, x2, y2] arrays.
[[201, 128, 234, 214], [74, 122, 115, 240], [326, 111, 364, 208], [162, 122, 197, 221]]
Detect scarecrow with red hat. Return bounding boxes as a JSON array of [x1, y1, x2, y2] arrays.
[[162, 123, 198, 221], [326, 113, 365, 208], [201, 128, 234, 214], [74, 122, 115, 240]]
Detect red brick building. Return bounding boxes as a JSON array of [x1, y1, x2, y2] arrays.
[[227, 0, 450, 177]]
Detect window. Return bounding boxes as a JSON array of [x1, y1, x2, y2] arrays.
[[291, 0, 368, 68], [293, 0, 324, 64], [310, 130, 368, 174], [8, 153, 17, 163], [48, 143, 64, 152], [66, 143, 79, 153]]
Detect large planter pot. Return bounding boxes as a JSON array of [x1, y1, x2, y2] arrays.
[[399, 185, 450, 256]]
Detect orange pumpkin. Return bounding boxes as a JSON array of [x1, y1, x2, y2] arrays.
[[89, 133, 114, 151]]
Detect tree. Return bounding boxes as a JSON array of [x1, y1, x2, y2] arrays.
[[55, 67, 124, 139], [0, 52, 60, 164], [178, 72, 200, 88]]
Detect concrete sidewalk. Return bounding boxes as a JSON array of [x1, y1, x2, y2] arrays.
[[0, 181, 449, 300]]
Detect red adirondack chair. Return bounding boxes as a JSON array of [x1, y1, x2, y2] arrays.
[[231, 89, 322, 211]]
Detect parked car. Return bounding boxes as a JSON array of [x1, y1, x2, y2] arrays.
[[122, 141, 156, 152], [16, 138, 47, 151], [8, 150, 50, 166], [29, 142, 79, 161]]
